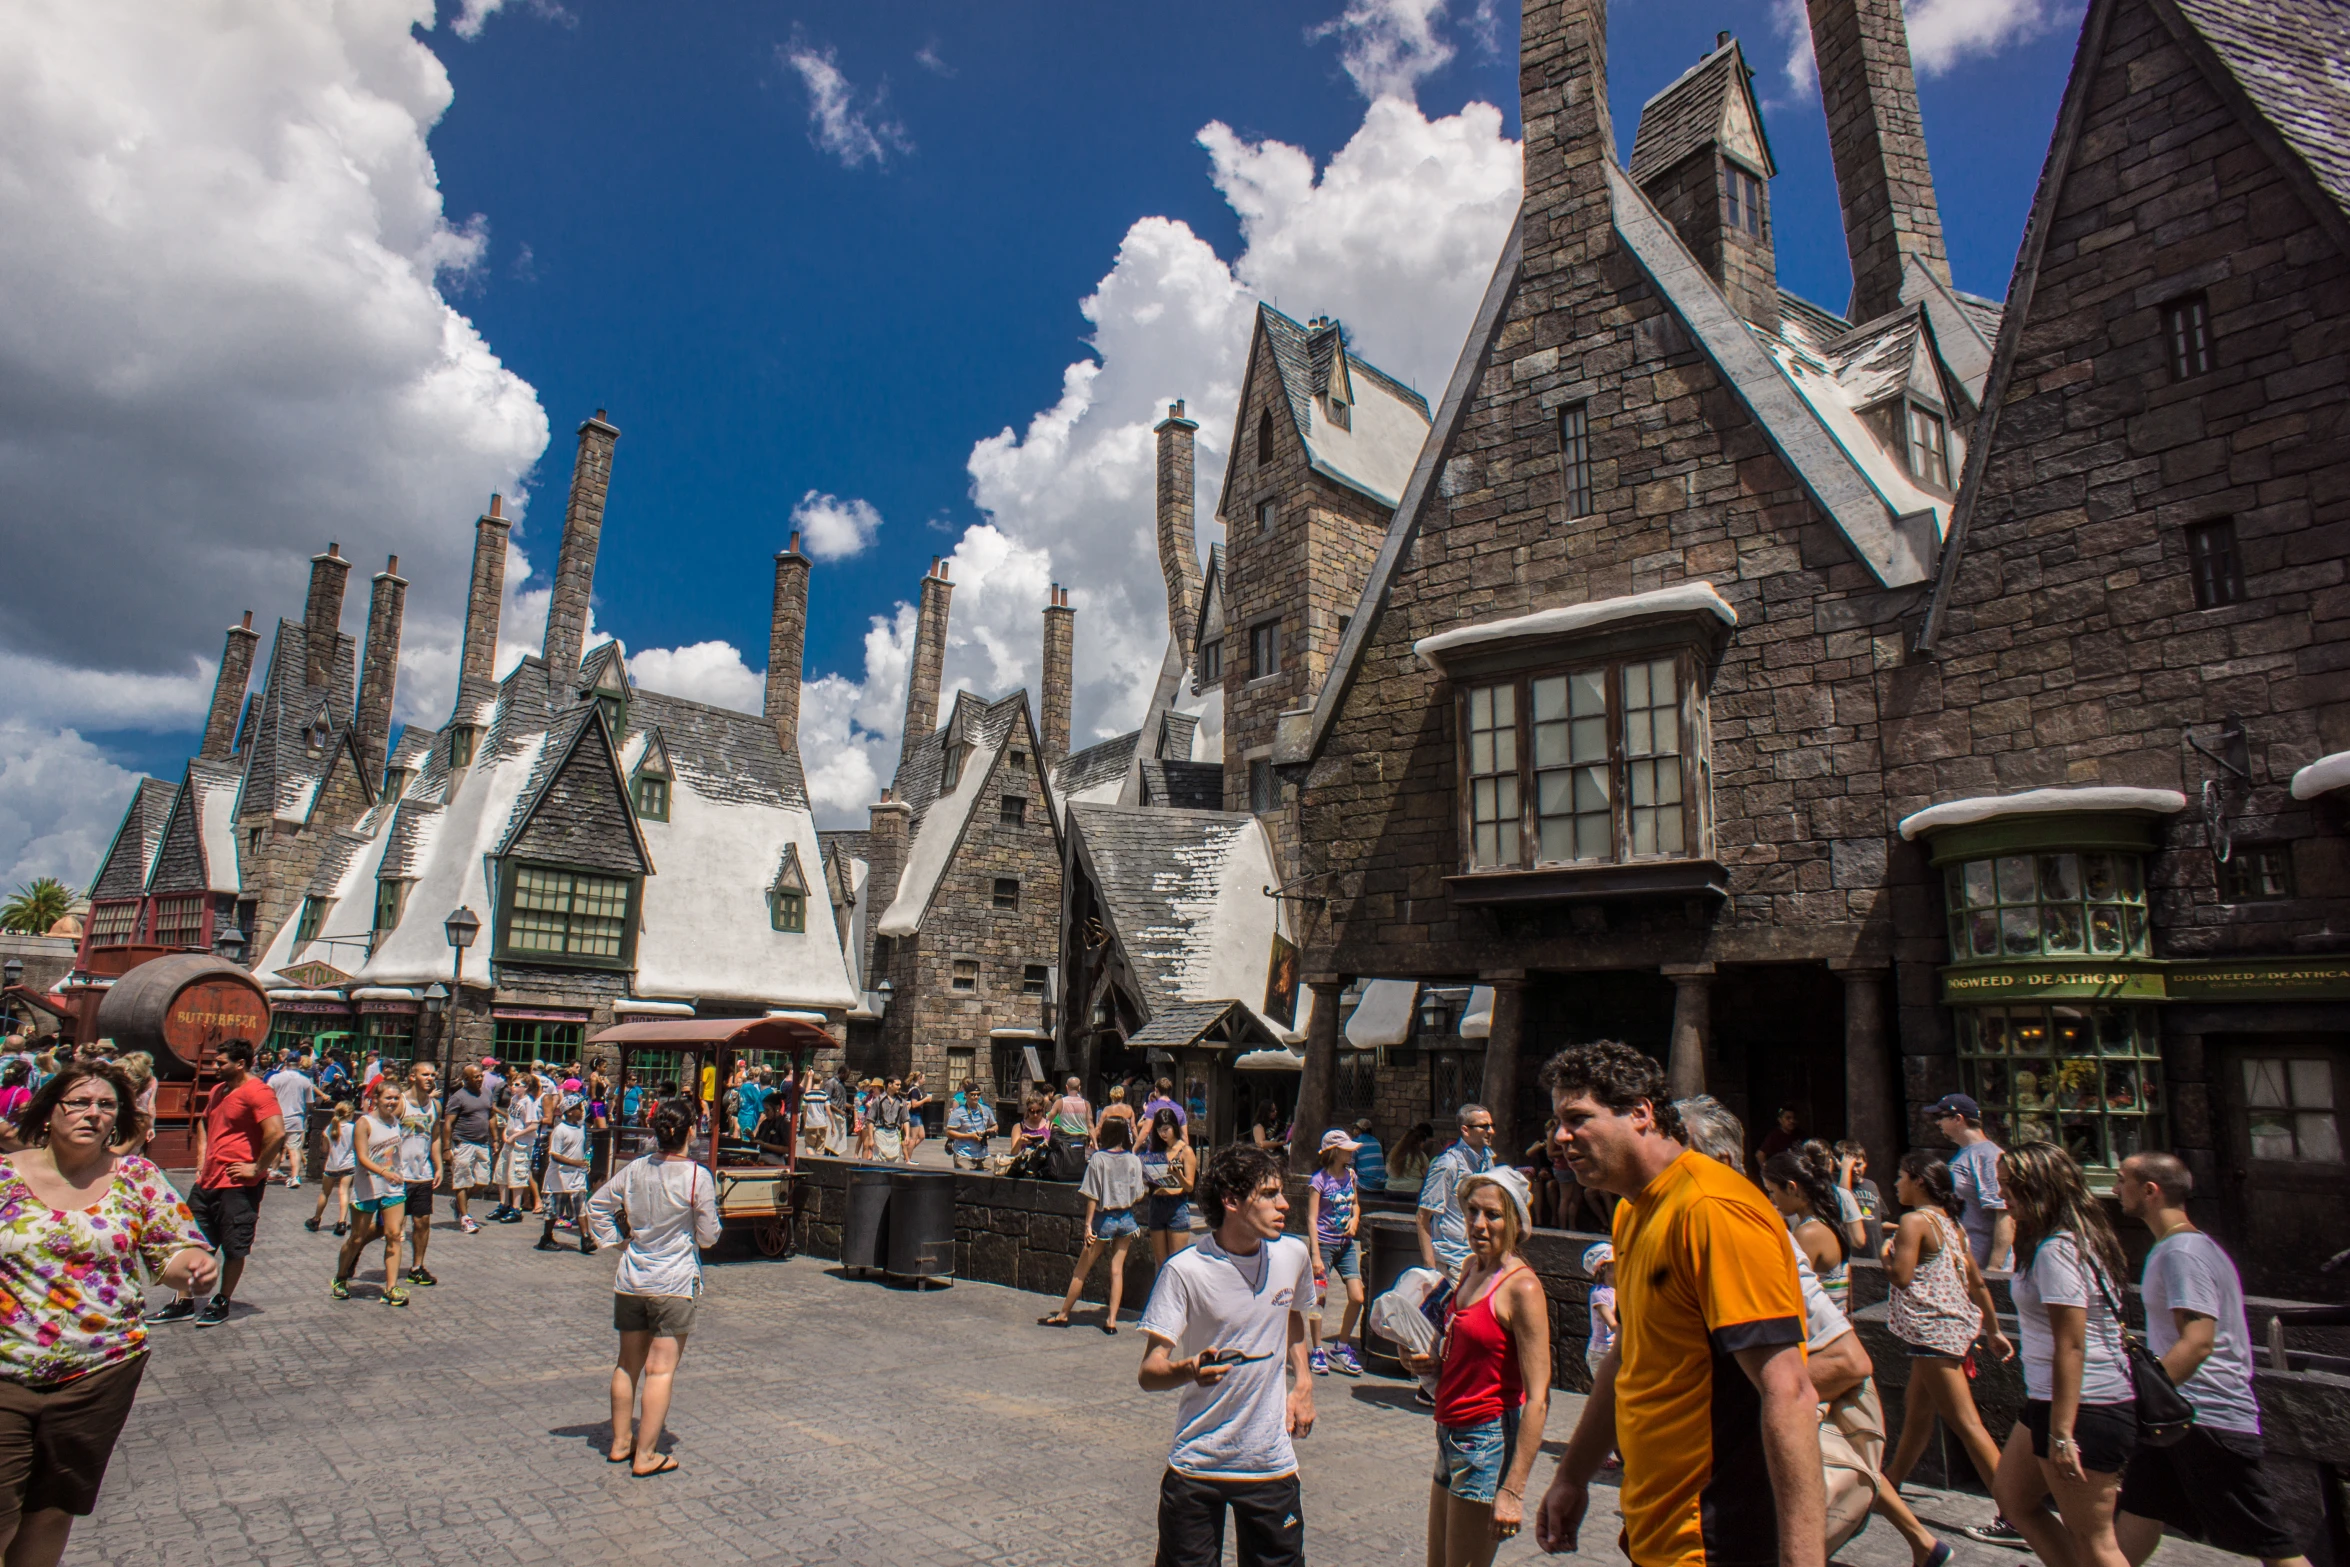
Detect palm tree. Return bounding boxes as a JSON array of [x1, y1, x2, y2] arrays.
[[1, 878, 77, 936]]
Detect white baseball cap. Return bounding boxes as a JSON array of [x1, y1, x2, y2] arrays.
[[1319, 1128, 1361, 1152]]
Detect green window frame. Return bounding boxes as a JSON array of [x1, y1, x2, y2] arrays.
[[294, 896, 328, 946], [449, 725, 478, 768], [771, 888, 805, 933], [362, 1012, 419, 1069], [1943, 852, 2148, 962], [1958, 1004, 2165, 1172], [500, 863, 636, 965], [634, 774, 670, 821], [372, 880, 406, 935]]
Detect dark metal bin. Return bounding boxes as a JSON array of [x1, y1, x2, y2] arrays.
[[885, 1170, 958, 1286], [842, 1165, 894, 1274], [1361, 1212, 1425, 1371]]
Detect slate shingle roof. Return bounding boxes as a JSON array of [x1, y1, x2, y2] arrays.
[[1068, 803, 1280, 1029], [1141, 761, 1225, 811], [1126, 998, 1276, 1050], [1628, 43, 1759, 183], [1052, 731, 1138, 802], [2174, 0, 2350, 221], [237, 620, 360, 823]]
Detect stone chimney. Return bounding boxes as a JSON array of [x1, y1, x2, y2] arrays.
[[454, 494, 512, 724], [1521, 0, 1615, 269], [1040, 584, 1074, 767], [864, 790, 914, 978], [302, 543, 350, 690], [897, 558, 953, 776], [1154, 400, 1200, 658], [201, 612, 258, 760], [766, 531, 811, 755], [354, 555, 407, 787], [540, 409, 621, 695], [1807, 0, 1951, 322]]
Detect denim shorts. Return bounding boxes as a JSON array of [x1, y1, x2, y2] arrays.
[[1144, 1194, 1192, 1232], [1433, 1406, 1521, 1503], [1318, 1238, 1360, 1282], [1093, 1208, 1141, 1240]]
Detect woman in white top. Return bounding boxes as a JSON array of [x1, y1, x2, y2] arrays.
[[331, 1083, 411, 1306], [1037, 1115, 1145, 1333], [306, 1101, 357, 1236], [585, 1104, 720, 1477], [494, 1072, 539, 1221], [1991, 1140, 2136, 1567]]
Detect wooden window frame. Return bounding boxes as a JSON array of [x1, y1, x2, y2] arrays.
[[1558, 402, 1593, 518], [1023, 963, 1050, 996], [152, 893, 206, 949], [89, 901, 142, 949], [449, 725, 479, 769], [1906, 402, 1951, 490], [993, 877, 1020, 911], [1000, 794, 1027, 827], [1453, 648, 1708, 875], [2217, 843, 2294, 903], [951, 958, 979, 993], [2163, 293, 2213, 381], [494, 860, 642, 970], [2186, 518, 2244, 609], [1199, 639, 1222, 684], [1248, 619, 1281, 682], [294, 896, 328, 946], [771, 888, 806, 933]]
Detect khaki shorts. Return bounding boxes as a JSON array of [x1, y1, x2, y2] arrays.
[[449, 1142, 492, 1190], [613, 1293, 696, 1338], [495, 1141, 535, 1187]]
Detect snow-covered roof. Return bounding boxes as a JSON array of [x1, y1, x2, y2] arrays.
[[2291, 752, 2350, 800], [1067, 803, 1291, 1041], [614, 1000, 696, 1017], [1234, 1046, 1304, 1072], [1458, 986, 1495, 1040], [1898, 786, 2189, 841], [1415, 582, 1736, 671], [876, 690, 1028, 939], [1224, 304, 1433, 515], [191, 760, 242, 895], [1344, 979, 1419, 1049]]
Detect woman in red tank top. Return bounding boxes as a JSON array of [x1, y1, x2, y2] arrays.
[[1406, 1168, 1551, 1566]]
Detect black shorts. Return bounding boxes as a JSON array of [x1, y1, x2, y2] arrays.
[[187, 1183, 263, 1261], [404, 1181, 436, 1219], [0, 1354, 146, 1527], [2021, 1397, 2138, 1476], [2120, 1424, 2303, 1560], [1156, 1470, 1302, 1567]]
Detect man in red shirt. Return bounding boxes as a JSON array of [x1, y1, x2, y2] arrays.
[[157, 1039, 286, 1329]]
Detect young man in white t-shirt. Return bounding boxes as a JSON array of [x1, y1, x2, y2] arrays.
[[1138, 1143, 1315, 1567], [2115, 1152, 2310, 1567]]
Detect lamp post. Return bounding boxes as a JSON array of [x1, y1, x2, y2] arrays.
[[213, 926, 248, 968], [441, 907, 480, 1082], [2, 957, 20, 1040]]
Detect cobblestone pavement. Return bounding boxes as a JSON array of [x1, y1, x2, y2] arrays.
[[83, 1184, 2240, 1567]]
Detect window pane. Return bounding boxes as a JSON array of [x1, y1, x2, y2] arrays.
[[2088, 906, 2123, 954], [1997, 856, 2036, 903], [1978, 1013, 2009, 1055], [2289, 1058, 2332, 1109], [2244, 1059, 2288, 1109], [2297, 1113, 2342, 1163], [2041, 904, 2084, 953], [2081, 854, 2115, 901], [1962, 861, 1996, 909], [1971, 912, 2000, 957], [1530, 676, 1565, 722], [2002, 909, 2039, 956], [2249, 1110, 2295, 1161], [2038, 854, 2080, 902]]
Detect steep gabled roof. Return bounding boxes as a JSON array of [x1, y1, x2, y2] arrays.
[[1066, 803, 1286, 1033], [2166, 0, 2350, 231], [1216, 305, 1434, 522], [386, 727, 439, 775], [1627, 37, 1776, 183], [88, 778, 178, 901], [234, 618, 361, 825], [875, 690, 1033, 938], [1051, 730, 1139, 816]]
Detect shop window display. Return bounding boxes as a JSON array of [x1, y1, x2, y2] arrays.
[[1944, 851, 2149, 961], [1958, 1004, 2163, 1171]]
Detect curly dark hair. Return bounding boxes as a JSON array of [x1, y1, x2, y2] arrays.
[[1537, 1040, 1683, 1141], [1897, 1150, 1962, 1219], [14, 1060, 135, 1147], [1196, 1143, 1284, 1229], [651, 1104, 694, 1154]]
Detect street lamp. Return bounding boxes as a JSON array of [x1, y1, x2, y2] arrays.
[[441, 907, 480, 1081], [871, 977, 893, 1019], [213, 926, 248, 967]]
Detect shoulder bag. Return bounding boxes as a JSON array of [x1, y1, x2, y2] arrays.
[[2087, 1256, 2195, 1447]]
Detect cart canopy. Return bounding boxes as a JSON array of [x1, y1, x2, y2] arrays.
[[588, 1016, 833, 1054]]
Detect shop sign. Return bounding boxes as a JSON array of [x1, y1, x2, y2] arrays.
[[2167, 960, 2350, 1001], [1939, 961, 2168, 1004]]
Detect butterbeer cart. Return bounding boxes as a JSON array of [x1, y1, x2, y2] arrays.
[[91, 954, 274, 1168], [586, 1015, 831, 1258]]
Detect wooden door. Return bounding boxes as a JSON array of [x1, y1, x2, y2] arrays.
[[2213, 1033, 2350, 1298]]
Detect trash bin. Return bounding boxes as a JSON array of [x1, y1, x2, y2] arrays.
[[1361, 1212, 1425, 1372], [885, 1170, 958, 1286], [842, 1165, 894, 1274]]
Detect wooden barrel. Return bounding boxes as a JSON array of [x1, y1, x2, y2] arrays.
[[92, 955, 273, 1080]]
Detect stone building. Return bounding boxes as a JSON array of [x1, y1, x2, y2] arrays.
[[1898, 0, 2350, 1293], [827, 559, 1069, 1094], [250, 412, 859, 1071], [1276, 0, 2002, 1170]]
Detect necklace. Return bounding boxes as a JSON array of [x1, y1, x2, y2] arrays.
[[1228, 1240, 1269, 1291]]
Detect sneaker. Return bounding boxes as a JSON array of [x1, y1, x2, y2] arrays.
[[332, 1222, 348, 1236], [152, 1297, 198, 1324], [304, 1216, 321, 1233], [496, 1211, 526, 1224], [579, 1236, 596, 1255], [1309, 1348, 1330, 1376], [534, 1235, 561, 1252], [330, 1278, 350, 1301], [194, 1295, 231, 1329], [1328, 1343, 1364, 1377], [287, 1179, 302, 1190], [460, 1217, 481, 1234], [407, 1266, 438, 1287], [1961, 1519, 2030, 1550], [381, 1287, 410, 1308]]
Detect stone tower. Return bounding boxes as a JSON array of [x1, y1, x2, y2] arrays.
[[454, 495, 512, 723], [201, 612, 257, 760], [1155, 401, 1201, 657], [898, 558, 953, 773], [302, 544, 351, 691], [354, 555, 406, 787]]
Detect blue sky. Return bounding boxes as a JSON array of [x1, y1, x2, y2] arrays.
[[0, 0, 2084, 880]]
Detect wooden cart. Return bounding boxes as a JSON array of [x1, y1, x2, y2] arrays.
[[586, 1016, 832, 1258]]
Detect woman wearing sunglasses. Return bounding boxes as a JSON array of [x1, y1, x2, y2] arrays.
[[0, 1060, 215, 1566]]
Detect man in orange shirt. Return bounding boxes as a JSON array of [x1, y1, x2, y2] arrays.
[[1534, 1041, 1823, 1567]]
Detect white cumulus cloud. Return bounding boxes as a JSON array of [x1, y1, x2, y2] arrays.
[[0, 723, 148, 892], [790, 490, 884, 562], [628, 641, 766, 715], [0, 0, 549, 881], [1310, 0, 1460, 102], [785, 40, 913, 169], [1769, 0, 2082, 96], [791, 94, 1519, 825]]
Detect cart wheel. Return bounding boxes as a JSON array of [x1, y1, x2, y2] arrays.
[[753, 1213, 792, 1258]]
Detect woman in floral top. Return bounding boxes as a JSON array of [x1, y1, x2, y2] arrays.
[[0, 1059, 214, 1564]]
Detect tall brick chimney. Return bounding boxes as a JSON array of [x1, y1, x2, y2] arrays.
[[302, 543, 350, 690], [1521, 0, 1614, 266], [1807, 0, 1951, 323], [354, 555, 407, 787], [454, 494, 512, 723], [201, 612, 258, 760], [766, 531, 811, 755], [897, 558, 952, 776], [540, 409, 621, 696], [864, 790, 913, 979], [1154, 400, 1200, 658], [1040, 584, 1074, 767]]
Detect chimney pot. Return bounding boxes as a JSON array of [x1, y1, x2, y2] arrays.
[[488, 493, 503, 518], [385, 555, 399, 575], [1718, 30, 1731, 47], [594, 408, 606, 421], [788, 530, 801, 556], [240, 610, 252, 631], [1171, 399, 1184, 418], [327, 542, 340, 558]]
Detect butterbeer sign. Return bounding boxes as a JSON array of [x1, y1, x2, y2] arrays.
[[162, 980, 272, 1060]]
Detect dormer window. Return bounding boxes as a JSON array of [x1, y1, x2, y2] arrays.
[[449, 725, 479, 769], [1725, 164, 1764, 238], [306, 717, 329, 755], [634, 774, 670, 820], [372, 877, 407, 935], [382, 765, 413, 799], [770, 844, 808, 933], [1326, 390, 1351, 430], [941, 742, 970, 792], [1906, 404, 1951, 489]]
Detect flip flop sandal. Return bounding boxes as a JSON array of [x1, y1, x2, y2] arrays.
[[630, 1456, 679, 1479], [1037, 1314, 1070, 1328]]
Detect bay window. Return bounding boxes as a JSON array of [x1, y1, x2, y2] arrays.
[[499, 862, 637, 965]]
